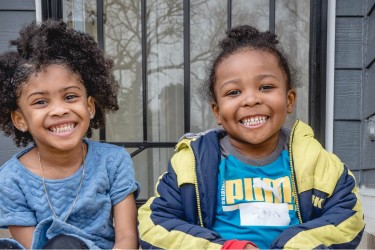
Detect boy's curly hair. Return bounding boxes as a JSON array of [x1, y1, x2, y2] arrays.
[[202, 25, 299, 103], [0, 20, 119, 147]]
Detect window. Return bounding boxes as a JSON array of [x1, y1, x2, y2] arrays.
[[43, 0, 321, 201]]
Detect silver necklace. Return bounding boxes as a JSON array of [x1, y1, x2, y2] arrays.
[[38, 144, 85, 222]]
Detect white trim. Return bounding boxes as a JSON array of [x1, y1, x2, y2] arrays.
[[360, 186, 375, 197], [35, 0, 42, 23], [325, 0, 336, 152]]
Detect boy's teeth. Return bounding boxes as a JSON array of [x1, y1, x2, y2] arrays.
[[49, 123, 75, 133], [241, 116, 267, 126]]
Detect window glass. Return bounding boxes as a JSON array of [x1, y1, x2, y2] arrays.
[[104, 1, 143, 142], [190, 0, 227, 132], [63, 0, 97, 36], [127, 148, 173, 200], [147, 0, 184, 142], [276, 0, 310, 128], [232, 0, 269, 30]]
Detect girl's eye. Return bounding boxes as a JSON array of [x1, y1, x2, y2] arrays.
[[260, 85, 274, 91], [65, 94, 78, 101], [226, 90, 241, 96], [33, 99, 47, 105]]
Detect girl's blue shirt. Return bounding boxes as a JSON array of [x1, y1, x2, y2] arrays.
[[0, 139, 140, 249]]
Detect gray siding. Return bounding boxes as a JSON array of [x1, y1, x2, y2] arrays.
[[0, 0, 35, 10], [362, 0, 375, 177], [334, 1, 364, 171], [334, 0, 375, 183], [0, 1, 35, 165], [335, 18, 363, 69], [334, 70, 362, 120], [336, 0, 367, 16]]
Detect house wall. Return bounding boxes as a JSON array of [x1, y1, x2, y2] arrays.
[[0, 1, 35, 166], [335, 0, 375, 248]]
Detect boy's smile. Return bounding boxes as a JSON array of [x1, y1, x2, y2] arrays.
[[211, 49, 296, 158], [12, 64, 95, 153]]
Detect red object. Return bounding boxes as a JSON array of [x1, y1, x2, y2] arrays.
[[221, 240, 257, 249]]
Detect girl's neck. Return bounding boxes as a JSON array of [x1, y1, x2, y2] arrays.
[[33, 141, 87, 179]]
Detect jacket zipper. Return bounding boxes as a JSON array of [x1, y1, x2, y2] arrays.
[[189, 144, 204, 227], [289, 120, 303, 223]]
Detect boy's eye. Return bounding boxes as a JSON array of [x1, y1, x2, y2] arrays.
[[260, 85, 274, 91], [226, 90, 241, 96]]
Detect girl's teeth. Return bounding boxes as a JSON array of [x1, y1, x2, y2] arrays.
[[50, 123, 75, 133]]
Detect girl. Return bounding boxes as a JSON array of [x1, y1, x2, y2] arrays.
[[0, 20, 140, 249], [138, 25, 364, 249]]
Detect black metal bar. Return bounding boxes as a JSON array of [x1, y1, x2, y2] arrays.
[[309, 0, 328, 145], [269, 0, 275, 33], [183, 0, 191, 133], [227, 0, 232, 30], [112, 142, 177, 148], [97, 0, 106, 142], [97, 0, 104, 49], [130, 146, 146, 157], [140, 0, 152, 196], [141, 0, 148, 141]]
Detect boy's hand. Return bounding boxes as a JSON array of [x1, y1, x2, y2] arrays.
[[244, 243, 259, 249]]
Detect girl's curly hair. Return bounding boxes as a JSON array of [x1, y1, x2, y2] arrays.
[[202, 25, 299, 103], [0, 20, 119, 147]]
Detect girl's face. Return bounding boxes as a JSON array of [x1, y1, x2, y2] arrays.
[[211, 49, 296, 158], [11, 64, 95, 153]]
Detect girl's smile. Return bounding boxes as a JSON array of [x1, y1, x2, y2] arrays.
[[211, 49, 296, 158], [48, 122, 76, 134], [12, 64, 95, 153]]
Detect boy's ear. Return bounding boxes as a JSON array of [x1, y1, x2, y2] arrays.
[[211, 102, 222, 125], [287, 89, 296, 114], [87, 96, 96, 118], [11, 110, 28, 132]]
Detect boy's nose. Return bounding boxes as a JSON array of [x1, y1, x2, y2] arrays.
[[241, 91, 261, 107]]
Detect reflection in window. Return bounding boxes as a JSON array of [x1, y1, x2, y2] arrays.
[[104, 1, 143, 142], [232, 0, 269, 30], [190, 0, 227, 133], [276, 0, 310, 128], [127, 147, 173, 200], [147, 0, 184, 142], [63, 0, 97, 37]]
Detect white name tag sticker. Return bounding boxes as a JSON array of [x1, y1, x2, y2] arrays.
[[239, 202, 290, 226]]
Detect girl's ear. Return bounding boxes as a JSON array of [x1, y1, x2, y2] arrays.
[[87, 96, 96, 119], [286, 89, 297, 114], [11, 110, 28, 132], [211, 102, 222, 125]]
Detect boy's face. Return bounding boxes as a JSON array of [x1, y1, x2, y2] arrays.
[[11, 64, 95, 153], [211, 49, 296, 158]]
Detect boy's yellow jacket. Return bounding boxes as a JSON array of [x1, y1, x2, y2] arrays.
[[138, 120, 365, 249]]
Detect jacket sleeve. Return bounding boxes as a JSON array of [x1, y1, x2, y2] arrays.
[[138, 160, 225, 249], [271, 165, 365, 249]]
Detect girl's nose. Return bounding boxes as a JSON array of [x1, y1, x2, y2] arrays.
[[49, 101, 69, 117]]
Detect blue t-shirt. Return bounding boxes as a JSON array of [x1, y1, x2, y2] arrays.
[[212, 131, 299, 249], [0, 139, 140, 249]]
